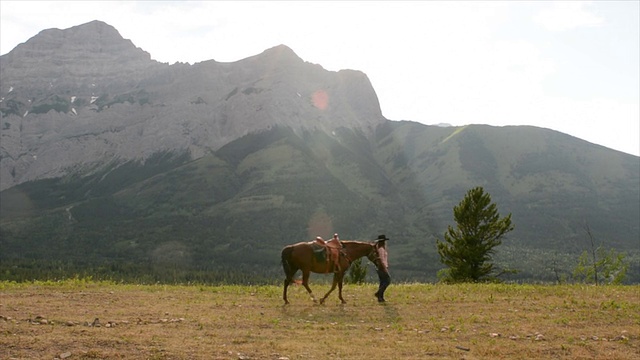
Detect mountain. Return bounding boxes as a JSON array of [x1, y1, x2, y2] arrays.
[[1, 21, 638, 283], [1, 21, 384, 190]]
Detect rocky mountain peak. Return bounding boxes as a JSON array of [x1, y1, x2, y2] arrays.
[[257, 44, 303, 63], [32, 20, 128, 50], [0, 20, 160, 95], [0, 21, 386, 190], [4, 20, 153, 64]]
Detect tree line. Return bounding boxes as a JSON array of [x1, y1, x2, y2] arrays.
[[1, 186, 630, 285]]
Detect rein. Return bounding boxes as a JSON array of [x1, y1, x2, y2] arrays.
[[341, 251, 353, 265], [368, 246, 381, 264], [341, 242, 379, 267]]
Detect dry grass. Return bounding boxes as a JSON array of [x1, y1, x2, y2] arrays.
[[1, 280, 638, 359]]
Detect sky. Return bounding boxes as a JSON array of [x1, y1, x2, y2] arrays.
[[1, 1, 638, 156]]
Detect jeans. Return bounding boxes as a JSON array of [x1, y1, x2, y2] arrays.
[[375, 270, 391, 302]]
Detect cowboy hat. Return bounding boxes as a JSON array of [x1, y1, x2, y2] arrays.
[[376, 234, 389, 241]]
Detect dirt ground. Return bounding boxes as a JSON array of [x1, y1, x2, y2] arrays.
[[1, 282, 638, 359]]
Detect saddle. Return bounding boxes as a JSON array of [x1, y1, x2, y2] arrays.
[[311, 236, 344, 273]]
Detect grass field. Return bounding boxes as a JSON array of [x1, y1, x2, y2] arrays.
[[1, 280, 638, 359]]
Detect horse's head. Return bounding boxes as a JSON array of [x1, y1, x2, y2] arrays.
[[366, 240, 389, 272]]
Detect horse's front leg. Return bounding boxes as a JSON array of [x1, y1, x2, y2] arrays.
[[337, 272, 346, 304], [320, 273, 342, 304], [301, 270, 318, 303]]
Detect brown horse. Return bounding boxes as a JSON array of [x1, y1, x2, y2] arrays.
[[281, 240, 388, 304]]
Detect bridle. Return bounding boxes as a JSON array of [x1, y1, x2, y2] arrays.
[[367, 244, 382, 267]]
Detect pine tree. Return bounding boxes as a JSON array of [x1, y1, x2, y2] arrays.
[[436, 186, 514, 283], [346, 258, 367, 284]]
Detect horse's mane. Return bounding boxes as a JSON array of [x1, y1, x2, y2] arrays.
[[340, 240, 374, 246]]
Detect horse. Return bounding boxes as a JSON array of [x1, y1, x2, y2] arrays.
[[281, 239, 389, 304]]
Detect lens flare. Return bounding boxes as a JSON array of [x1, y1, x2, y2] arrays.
[[311, 89, 329, 110], [307, 208, 333, 240]]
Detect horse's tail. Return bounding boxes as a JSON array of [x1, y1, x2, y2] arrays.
[[281, 245, 294, 281]]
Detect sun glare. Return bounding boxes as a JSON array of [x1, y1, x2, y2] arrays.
[[311, 89, 329, 110]]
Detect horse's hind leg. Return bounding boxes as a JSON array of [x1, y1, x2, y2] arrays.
[[283, 278, 291, 305], [283, 266, 297, 305]]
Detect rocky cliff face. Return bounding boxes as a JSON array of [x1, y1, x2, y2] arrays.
[[1, 20, 159, 94], [0, 21, 385, 190]]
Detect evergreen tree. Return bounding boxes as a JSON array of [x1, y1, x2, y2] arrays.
[[346, 258, 367, 284], [436, 186, 514, 283]]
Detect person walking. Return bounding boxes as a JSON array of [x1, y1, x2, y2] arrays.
[[374, 234, 390, 302]]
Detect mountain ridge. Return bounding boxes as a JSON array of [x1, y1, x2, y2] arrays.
[[0, 21, 384, 190], [0, 21, 638, 283]]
